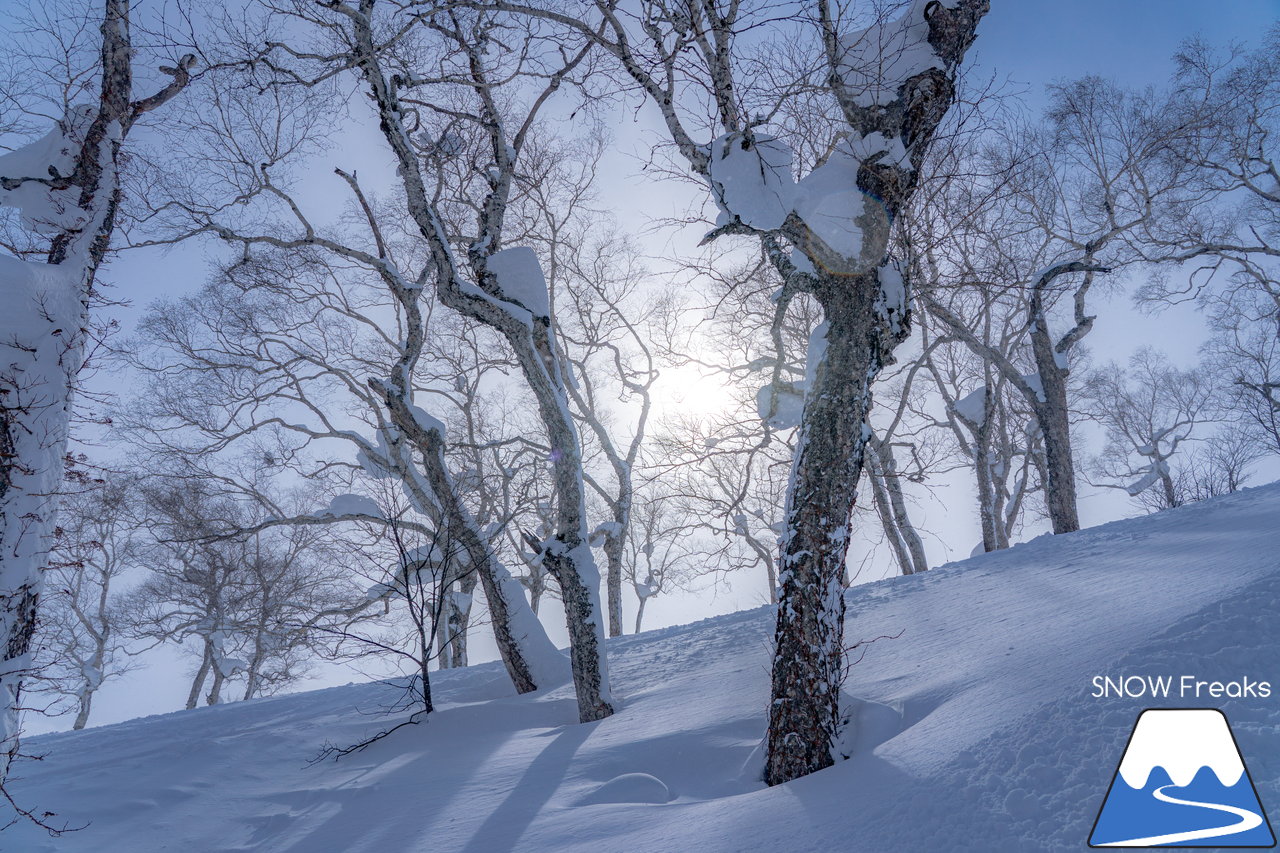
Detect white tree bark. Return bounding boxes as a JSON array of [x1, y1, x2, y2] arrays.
[[0, 0, 191, 780], [340, 0, 613, 721]]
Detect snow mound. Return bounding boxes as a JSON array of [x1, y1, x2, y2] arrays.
[[577, 772, 672, 806], [318, 493, 383, 518], [706, 133, 796, 231], [837, 0, 943, 108], [487, 246, 550, 318]]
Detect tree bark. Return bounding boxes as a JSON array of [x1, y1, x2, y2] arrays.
[[603, 521, 625, 637], [766, 272, 893, 784], [186, 643, 213, 711], [0, 0, 191, 780], [764, 0, 988, 786], [1028, 294, 1080, 534]]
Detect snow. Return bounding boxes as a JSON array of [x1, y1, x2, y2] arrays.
[[9, 482, 1280, 851], [0, 105, 93, 234], [589, 521, 621, 546], [837, 0, 943, 108], [952, 386, 986, 425], [407, 404, 447, 437], [876, 261, 906, 321], [0, 252, 80, 343], [1124, 457, 1169, 496], [318, 493, 384, 518], [1021, 370, 1046, 403], [402, 544, 445, 569], [791, 143, 867, 257], [755, 383, 804, 430], [706, 133, 796, 231], [486, 246, 550, 318]]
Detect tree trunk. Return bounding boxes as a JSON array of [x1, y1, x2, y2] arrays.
[[435, 603, 453, 669], [186, 644, 213, 711], [867, 456, 915, 575], [763, 1, 988, 786], [634, 596, 648, 634], [603, 520, 625, 637], [446, 572, 476, 668], [415, 431, 562, 692], [766, 278, 889, 786], [0, 0, 190, 781], [206, 666, 225, 706], [1028, 307, 1080, 534], [868, 434, 929, 573], [73, 691, 94, 731]]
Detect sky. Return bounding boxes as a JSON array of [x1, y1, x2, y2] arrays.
[[10, 0, 1280, 734]]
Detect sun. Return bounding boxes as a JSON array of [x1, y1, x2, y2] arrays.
[[653, 364, 739, 419]]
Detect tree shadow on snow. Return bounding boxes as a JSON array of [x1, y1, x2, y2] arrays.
[[458, 723, 594, 853]]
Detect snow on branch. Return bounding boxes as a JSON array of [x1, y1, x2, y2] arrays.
[[0, 105, 94, 235]]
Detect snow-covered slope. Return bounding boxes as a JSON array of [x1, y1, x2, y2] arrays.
[[9, 484, 1280, 852]]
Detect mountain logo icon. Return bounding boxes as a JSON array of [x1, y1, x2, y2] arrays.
[[1090, 708, 1275, 847]]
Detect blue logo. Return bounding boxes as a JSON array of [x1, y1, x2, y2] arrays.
[[1090, 709, 1275, 847]]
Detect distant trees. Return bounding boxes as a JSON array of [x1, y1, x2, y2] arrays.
[[33, 475, 140, 730], [1152, 28, 1280, 459], [1082, 349, 1221, 512], [128, 478, 343, 707]]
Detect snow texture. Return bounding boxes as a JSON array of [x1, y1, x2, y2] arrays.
[[791, 143, 867, 257], [487, 247, 550, 318], [755, 383, 805, 430], [706, 133, 796, 231], [1021, 371, 1046, 403], [952, 387, 986, 426], [319, 494, 383, 519], [0, 105, 93, 234], [407, 404, 447, 437], [837, 0, 943, 108], [9, 483, 1280, 851]]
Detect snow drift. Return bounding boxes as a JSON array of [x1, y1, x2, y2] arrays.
[[7, 482, 1280, 852]]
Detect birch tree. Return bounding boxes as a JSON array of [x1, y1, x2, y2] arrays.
[[476, 0, 987, 782], [1082, 348, 1220, 512], [0, 0, 193, 782], [132, 0, 619, 721], [33, 473, 141, 730], [922, 74, 1218, 536]]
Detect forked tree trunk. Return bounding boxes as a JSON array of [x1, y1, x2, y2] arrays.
[[345, 1, 612, 723], [764, 0, 988, 786]]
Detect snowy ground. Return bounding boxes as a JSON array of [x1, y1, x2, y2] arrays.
[[8, 483, 1280, 852]]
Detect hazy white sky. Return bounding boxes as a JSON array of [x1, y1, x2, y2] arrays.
[[19, 0, 1280, 733]]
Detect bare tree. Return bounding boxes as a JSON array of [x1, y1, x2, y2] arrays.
[[1147, 30, 1280, 457], [126, 1, 622, 721], [0, 0, 194, 785], [125, 474, 345, 708], [1081, 348, 1219, 512], [474, 0, 987, 783], [32, 473, 141, 730]]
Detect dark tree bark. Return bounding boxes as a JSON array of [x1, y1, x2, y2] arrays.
[[764, 0, 988, 786]]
